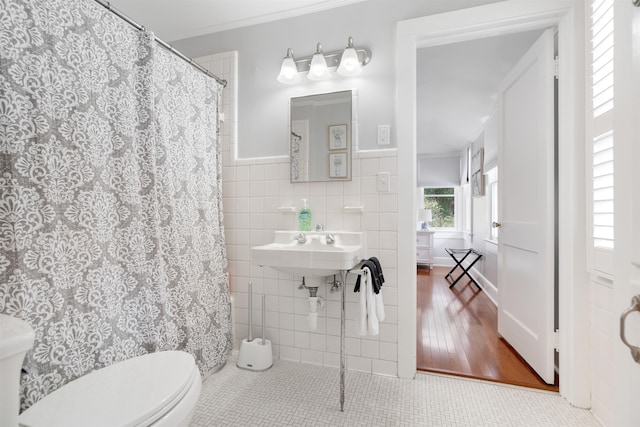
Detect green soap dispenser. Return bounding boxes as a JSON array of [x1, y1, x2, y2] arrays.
[[298, 199, 312, 231]]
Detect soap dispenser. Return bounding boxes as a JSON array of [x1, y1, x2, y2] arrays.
[[298, 199, 312, 231]]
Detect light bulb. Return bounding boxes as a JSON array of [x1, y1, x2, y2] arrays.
[[307, 43, 331, 81], [277, 49, 300, 84], [337, 37, 363, 76]]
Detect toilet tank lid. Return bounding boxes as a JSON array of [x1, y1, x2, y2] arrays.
[[18, 351, 199, 427], [0, 314, 35, 360]]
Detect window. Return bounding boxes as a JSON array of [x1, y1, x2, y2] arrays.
[[423, 188, 456, 229]]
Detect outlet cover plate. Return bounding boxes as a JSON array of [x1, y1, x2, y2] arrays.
[[377, 125, 391, 145], [377, 172, 390, 192]]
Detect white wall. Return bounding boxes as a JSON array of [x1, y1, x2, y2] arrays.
[[471, 195, 497, 274], [432, 233, 465, 264], [466, 112, 498, 292], [174, 0, 501, 158]]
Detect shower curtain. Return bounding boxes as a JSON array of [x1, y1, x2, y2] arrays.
[[291, 120, 309, 182], [0, 0, 232, 410]]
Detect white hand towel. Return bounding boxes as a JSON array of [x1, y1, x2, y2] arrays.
[[357, 266, 380, 336], [375, 292, 385, 323], [357, 279, 367, 336], [358, 271, 368, 336], [365, 269, 379, 336]]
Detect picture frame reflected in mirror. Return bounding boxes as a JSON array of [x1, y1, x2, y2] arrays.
[[329, 124, 348, 150], [329, 152, 348, 178]]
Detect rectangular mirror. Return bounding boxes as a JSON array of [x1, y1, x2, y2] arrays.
[[290, 90, 352, 182]]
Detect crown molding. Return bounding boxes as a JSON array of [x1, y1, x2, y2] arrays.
[[171, 0, 366, 41]]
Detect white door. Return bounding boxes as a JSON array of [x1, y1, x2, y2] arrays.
[[614, 1, 640, 424], [497, 28, 556, 384]]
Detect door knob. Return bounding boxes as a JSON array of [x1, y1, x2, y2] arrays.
[[620, 295, 640, 364], [492, 222, 502, 228]]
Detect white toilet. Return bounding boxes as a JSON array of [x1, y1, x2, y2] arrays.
[[0, 314, 202, 427]]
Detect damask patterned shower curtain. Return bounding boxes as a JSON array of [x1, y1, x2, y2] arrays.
[[290, 120, 309, 182], [0, 0, 232, 410]]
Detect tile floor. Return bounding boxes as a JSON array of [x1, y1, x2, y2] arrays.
[[190, 357, 601, 426]]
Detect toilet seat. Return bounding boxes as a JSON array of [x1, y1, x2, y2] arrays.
[[18, 351, 200, 427]]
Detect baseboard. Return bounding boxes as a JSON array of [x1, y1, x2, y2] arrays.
[[433, 256, 456, 267], [469, 267, 498, 307]]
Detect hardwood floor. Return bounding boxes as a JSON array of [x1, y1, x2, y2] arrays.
[[417, 266, 559, 392]]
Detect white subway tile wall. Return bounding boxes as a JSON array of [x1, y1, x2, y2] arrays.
[[198, 52, 400, 377]]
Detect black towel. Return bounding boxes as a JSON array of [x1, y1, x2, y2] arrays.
[[368, 256, 385, 286], [354, 258, 384, 294]]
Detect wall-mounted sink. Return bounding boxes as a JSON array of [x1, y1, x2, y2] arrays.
[[251, 231, 365, 277]]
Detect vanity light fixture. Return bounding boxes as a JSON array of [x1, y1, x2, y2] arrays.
[[277, 36, 371, 84]]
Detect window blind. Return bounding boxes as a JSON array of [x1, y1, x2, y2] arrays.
[[417, 154, 462, 187], [592, 130, 614, 249], [591, 0, 614, 117], [590, 0, 615, 269]]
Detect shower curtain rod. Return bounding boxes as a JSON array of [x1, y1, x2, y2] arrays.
[[94, 0, 227, 87]]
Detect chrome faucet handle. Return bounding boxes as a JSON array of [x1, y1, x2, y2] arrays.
[[294, 233, 307, 244], [326, 234, 336, 245], [315, 224, 324, 231]]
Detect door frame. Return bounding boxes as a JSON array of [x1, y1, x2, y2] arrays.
[[396, 1, 590, 407]]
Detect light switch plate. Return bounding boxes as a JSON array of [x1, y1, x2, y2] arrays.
[[377, 172, 390, 192], [377, 125, 391, 145]]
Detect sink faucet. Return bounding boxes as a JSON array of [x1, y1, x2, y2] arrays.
[[315, 224, 324, 231], [294, 233, 307, 244], [326, 234, 336, 245]]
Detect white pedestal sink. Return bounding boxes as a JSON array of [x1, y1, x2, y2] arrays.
[[251, 231, 365, 277], [251, 230, 365, 412]]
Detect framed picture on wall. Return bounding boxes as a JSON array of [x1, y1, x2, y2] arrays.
[[472, 171, 485, 197], [329, 152, 348, 178], [328, 124, 348, 150], [471, 146, 484, 175]]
